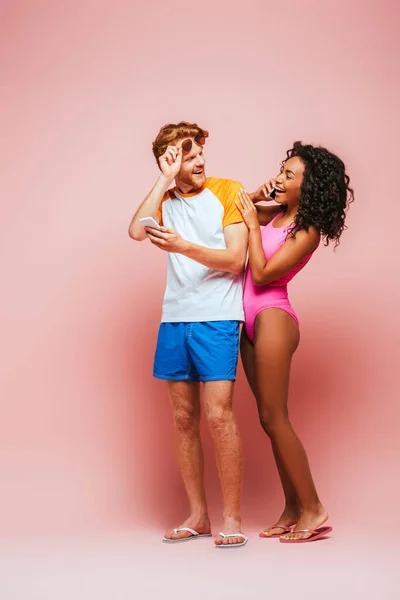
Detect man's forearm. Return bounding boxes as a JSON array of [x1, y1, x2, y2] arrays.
[[128, 174, 173, 241], [180, 242, 244, 275]]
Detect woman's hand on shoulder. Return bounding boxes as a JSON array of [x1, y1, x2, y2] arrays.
[[235, 188, 260, 231]]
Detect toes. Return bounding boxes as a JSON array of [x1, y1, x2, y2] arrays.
[[168, 530, 191, 540], [215, 534, 245, 545], [262, 530, 272, 537], [281, 532, 310, 541], [227, 536, 242, 545], [164, 530, 174, 540]]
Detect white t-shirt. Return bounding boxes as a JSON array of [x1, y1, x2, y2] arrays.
[[157, 177, 245, 323]]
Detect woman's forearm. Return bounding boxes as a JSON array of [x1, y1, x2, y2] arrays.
[[248, 228, 268, 283]]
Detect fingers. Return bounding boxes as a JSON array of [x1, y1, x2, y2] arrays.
[[235, 192, 245, 213], [235, 190, 247, 212], [147, 232, 166, 246], [238, 188, 254, 210], [161, 145, 179, 166], [260, 184, 269, 199], [145, 227, 169, 240], [175, 147, 183, 166], [234, 199, 243, 213], [265, 179, 277, 196]]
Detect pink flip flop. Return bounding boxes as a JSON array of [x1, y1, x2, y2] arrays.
[[259, 525, 293, 538], [279, 526, 332, 543]]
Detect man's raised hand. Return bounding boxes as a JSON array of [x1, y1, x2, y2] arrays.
[[159, 145, 183, 180]]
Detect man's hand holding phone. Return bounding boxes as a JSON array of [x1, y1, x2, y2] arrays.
[[139, 216, 161, 230], [140, 216, 188, 253]]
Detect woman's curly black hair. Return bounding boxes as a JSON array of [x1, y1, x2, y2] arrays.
[[282, 142, 354, 247]]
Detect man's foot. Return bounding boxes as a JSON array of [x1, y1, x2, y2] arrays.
[[260, 507, 299, 538], [214, 517, 245, 547], [163, 515, 211, 541], [280, 505, 329, 541]]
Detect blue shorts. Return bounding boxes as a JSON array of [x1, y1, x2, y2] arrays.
[[153, 321, 240, 382]]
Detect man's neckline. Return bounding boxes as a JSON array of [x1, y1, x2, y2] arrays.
[[173, 180, 208, 198]]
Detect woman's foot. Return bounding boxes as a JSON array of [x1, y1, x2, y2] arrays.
[[214, 517, 245, 546], [260, 507, 299, 538], [164, 514, 211, 541], [280, 505, 329, 541]]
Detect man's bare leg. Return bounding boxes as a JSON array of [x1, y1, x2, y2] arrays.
[[163, 381, 211, 540], [203, 380, 245, 546]]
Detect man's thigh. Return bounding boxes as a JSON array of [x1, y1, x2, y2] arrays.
[[203, 380, 235, 417], [167, 380, 201, 414], [188, 321, 240, 383], [153, 323, 200, 381]]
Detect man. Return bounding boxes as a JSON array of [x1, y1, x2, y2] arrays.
[[129, 122, 248, 547]]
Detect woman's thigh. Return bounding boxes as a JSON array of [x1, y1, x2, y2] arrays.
[[240, 326, 258, 397], [254, 308, 300, 417]]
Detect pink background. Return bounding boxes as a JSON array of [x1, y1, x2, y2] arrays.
[[1, 1, 399, 595]]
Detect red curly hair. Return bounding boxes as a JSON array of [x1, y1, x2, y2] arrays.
[[152, 121, 209, 168]]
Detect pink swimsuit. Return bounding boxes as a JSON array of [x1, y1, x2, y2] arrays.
[[243, 212, 319, 342]]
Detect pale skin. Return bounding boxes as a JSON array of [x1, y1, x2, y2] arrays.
[[129, 137, 248, 545], [235, 157, 329, 541]]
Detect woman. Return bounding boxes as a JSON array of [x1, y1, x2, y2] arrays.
[[235, 141, 354, 543]]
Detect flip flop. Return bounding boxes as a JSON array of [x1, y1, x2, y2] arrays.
[[215, 532, 248, 548], [162, 527, 212, 543], [259, 524, 293, 538], [279, 526, 333, 544]]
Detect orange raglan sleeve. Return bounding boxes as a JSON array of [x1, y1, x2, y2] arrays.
[[206, 178, 244, 228], [220, 180, 244, 228], [157, 190, 171, 226]]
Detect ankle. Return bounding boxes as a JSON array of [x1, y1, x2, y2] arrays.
[[299, 502, 325, 517], [189, 509, 209, 522], [284, 502, 300, 516], [223, 513, 241, 525]]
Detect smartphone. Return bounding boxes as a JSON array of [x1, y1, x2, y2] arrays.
[[268, 188, 276, 200], [139, 217, 161, 230]]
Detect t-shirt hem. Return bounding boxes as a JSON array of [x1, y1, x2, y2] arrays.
[[160, 314, 244, 323]]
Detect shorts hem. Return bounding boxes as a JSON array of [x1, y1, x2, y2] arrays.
[[153, 372, 200, 382], [200, 375, 236, 382], [153, 373, 236, 382]]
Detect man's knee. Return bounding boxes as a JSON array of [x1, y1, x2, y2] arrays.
[[206, 407, 233, 436], [173, 407, 199, 434]]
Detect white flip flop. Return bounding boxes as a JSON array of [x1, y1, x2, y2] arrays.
[[162, 527, 212, 543], [215, 531, 248, 548]]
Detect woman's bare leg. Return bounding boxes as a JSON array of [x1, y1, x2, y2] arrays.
[[240, 328, 300, 535], [253, 309, 328, 540]]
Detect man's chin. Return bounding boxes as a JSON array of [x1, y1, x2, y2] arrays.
[[190, 174, 206, 189]]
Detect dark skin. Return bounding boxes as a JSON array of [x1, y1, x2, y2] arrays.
[[238, 158, 320, 285], [236, 157, 328, 541]]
